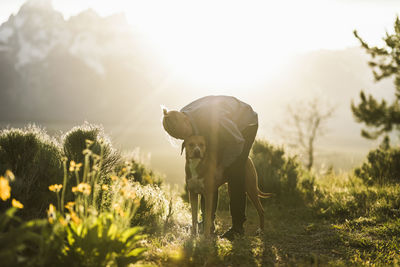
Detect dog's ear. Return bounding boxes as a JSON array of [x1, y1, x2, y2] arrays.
[[181, 141, 185, 155]]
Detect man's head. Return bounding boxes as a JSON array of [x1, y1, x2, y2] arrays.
[[162, 109, 193, 140], [181, 135, 206, 159]]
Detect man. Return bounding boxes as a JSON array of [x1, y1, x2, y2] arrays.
[[162, 95, 258, 240]]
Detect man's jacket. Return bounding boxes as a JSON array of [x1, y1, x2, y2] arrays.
[[181, 95, 258, 167]]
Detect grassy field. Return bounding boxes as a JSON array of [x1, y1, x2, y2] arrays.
[[140, 173, 400, 266], [1, 124, 399, 266]]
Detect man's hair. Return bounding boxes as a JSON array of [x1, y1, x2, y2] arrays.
[[162, 109, 187, 139]]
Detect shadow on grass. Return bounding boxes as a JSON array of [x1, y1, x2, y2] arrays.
[[258, 199, 347, 266], [147, 196, 350, 266]]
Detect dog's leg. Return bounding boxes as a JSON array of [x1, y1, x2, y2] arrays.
[[189, 191, 199, 236], [203, 143, 218, 237], [203, 169, 216, 237], [203, 189, 215, 237]]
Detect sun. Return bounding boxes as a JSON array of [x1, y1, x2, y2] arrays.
[[121, 0, 293, 90], [52, 0, 400, 93]]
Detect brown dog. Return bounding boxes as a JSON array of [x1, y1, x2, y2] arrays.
[[182, 135, 272, 236]]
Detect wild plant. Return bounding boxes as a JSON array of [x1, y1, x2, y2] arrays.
[[46, 139, 146, 266], [0, 125, 63, 219]]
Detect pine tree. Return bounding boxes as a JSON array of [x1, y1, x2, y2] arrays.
[[351, 17, 400, 140]]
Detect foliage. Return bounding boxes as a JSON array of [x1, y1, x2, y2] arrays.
[[62, 122, 120, 177], [2, 123, 400, 266], [60, 212, 146, 267], [354, 146, 400, 185], [352, 17, 400, 140], [299, 172, 400, 265], [115, 158, 164, 186], [0, 140, 147, 267], [0, 207, 64, 267], [0, 125, 63, 219], [251, 139, 300, 198]]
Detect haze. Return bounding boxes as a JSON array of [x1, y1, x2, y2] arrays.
[[0, 0, 399, 184]]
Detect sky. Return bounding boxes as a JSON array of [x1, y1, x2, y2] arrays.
[[1, 0, 399, 176], [1, 0, 400, 87]]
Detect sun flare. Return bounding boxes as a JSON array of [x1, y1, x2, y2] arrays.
[[46, 0, 400, 92], [124, 1, 293, 88]]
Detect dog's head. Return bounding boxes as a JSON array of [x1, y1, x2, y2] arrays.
[[181, 135, 206, 159]]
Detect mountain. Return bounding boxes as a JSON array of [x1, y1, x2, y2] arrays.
[[0, 0, 396, 184], [0, 0, 163, 122]]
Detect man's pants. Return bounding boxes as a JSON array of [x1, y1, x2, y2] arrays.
[[200, 124, 258, 230]]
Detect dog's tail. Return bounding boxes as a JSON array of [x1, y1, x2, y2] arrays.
[[258, 190, 274, 198], [247, 157, 274, 199]]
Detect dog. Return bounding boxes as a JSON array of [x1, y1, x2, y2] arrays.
[[182, 135, 272, 236]]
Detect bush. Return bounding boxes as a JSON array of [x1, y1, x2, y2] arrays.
[[115, 158, 164, 186], [130, 183, 170, 233], [251, 140, 300, 198], [62, 122, 120, 178], [0, 144, 147, 267], [354, 146, 400, 185], [0, 207, 63, 267], [0, 125, 63, 219]]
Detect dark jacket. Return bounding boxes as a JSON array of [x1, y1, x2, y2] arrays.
[[181, 95, 258, 167]]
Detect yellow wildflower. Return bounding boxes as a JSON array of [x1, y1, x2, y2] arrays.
[[47, 204, 56, 224], [12, 198, 23, 209], [75, 163, 82, 171], [101, 184, 108, 191], [0, 177, 11, 201], [69, 211, 81, 225], [59, 217, 67, 226], [48, 184, 63, 192], [64, 201, 75, 211], [69, 161, 82, 172], [69, 161, 76, 172], [72, 183, 91, 195], [111, 175, 118, 181], [113, 204, 125, 217], [79, 183, 91, 195], [5, 170, 15, 181]]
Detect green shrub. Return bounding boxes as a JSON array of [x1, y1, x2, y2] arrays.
[[303, 171, 400, 223], [62, 122, 120, 177], [0, 207, 63, 267], [102, 159, 171, 234], [0, 143, 147, 267], [251, 139, 300, 198], [130, 183, 170, 233], [354, 146, 400, 185], [0, 125, 63, 219], [116, 158, 164, 186], [213, 140, 301, 211]]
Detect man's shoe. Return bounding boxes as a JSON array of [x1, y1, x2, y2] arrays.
[[221, 227, 244, 241]]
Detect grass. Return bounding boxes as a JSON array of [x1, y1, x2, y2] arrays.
[[139, 173, 400, 266], [1, 125, 399, 266]]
